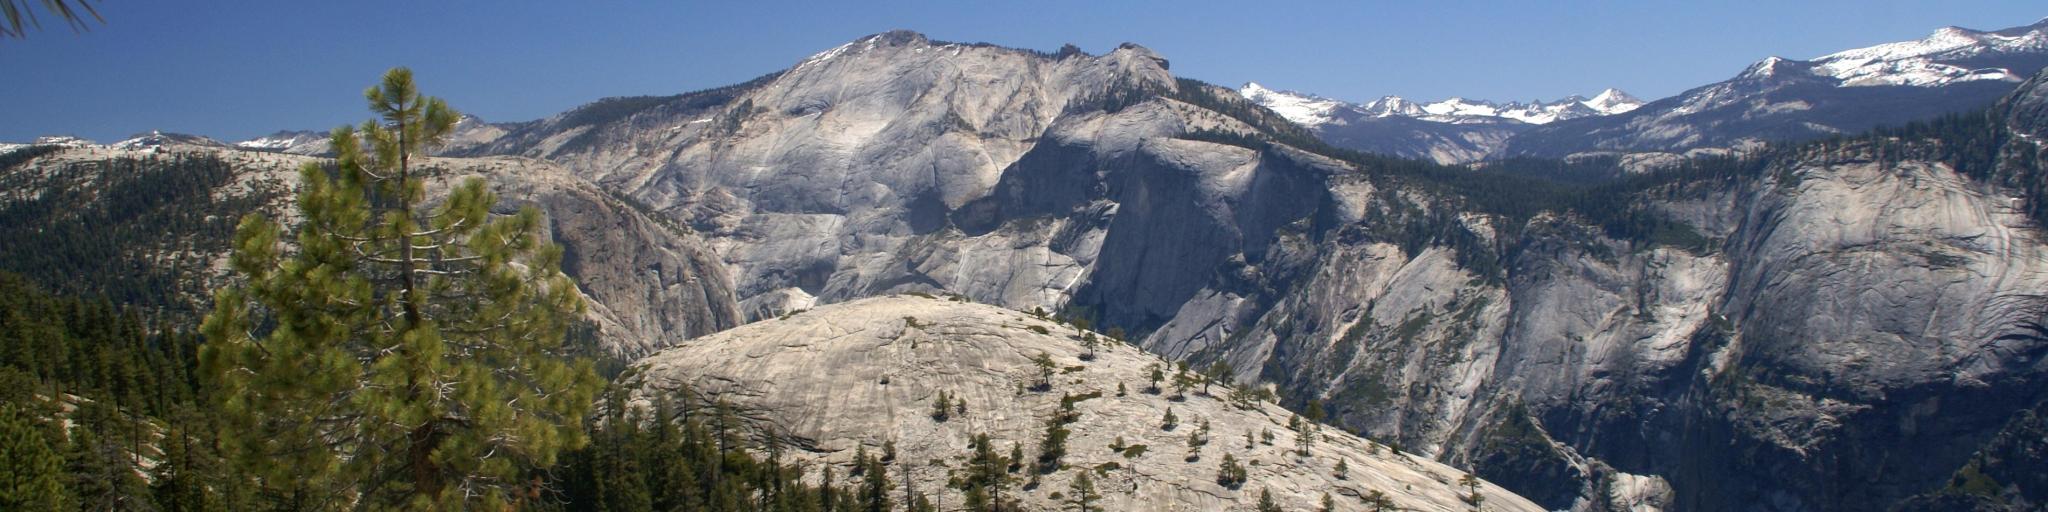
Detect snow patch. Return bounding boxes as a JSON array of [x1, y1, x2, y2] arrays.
[[1810, 23, 2046, 87], [1240, 83, 1642, 127], [1237, 82, 1345, 127]]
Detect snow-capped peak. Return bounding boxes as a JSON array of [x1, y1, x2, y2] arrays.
[[235, 130, 327, 152], [1583, 88, 1645, 115], [111, 130, 225, 150], [30, 135, 94, 147], [1239, 82, 1641, 128], [1806, 21, 2047, 87], [1237, 82, 1346, 127]]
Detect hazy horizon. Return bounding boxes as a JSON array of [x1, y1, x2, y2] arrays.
[[1, 1, 2042, 142]]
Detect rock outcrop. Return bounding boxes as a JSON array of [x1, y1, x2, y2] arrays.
[[625, 295, 1545, 512], [0, 144, 743, 356]]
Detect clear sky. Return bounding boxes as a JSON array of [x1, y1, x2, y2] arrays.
[[2, 1, 2042, 142]]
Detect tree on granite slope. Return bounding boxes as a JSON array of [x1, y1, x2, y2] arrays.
[[1065, 471, 1101, 512]]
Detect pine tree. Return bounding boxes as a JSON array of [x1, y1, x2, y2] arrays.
[[1037, 412, 1070, 473], [1460, 474, 1485, 507], [1334, 457, 1349, 480], [1215, 453, 1246, 489], [1364, 490, 1396, 512], [959, 432, 1012, 512], [1161, 407, 1178, 431], [152, 404, 237, 512], [1065, 471, 1101, 512], [821, 464, 840, 512], [1292, 414, 1317, 457], [1079, 332, 1099, 361], [199, 67, 601, 509], [594, 389, 652, 512], [66, 423, 151, 512], [1319, 491, 1335, 512], [858, 456, 891, 512], [1146, 363, 1163, 394], [1257, 488, 1282, 512], [1201, 360, 1232, 395], [0, 405, 69, 510], [1031, 351, 1057, 391]]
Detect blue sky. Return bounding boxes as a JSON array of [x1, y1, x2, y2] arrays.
[[2, 1, 2042, 142]]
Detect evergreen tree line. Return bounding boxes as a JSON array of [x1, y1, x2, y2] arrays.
[[544, 384, 856, 512], [0, 151, 278, 317], [0, 270, 244, 511], [0, 265, 922, 511]]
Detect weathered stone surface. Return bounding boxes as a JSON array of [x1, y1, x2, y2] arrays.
[[626, 295, 1544, 512], [0, 145, 742, 356]]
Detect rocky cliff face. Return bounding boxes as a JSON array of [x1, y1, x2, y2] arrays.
[[436, 31, 2048, 510], [0, 145, 742, 357], [1221, 88, 2048, 510], [624, 295, 1545, 511], [470, 31, 1191, 321]]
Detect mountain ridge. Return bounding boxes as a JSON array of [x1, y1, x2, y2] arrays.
[[1503, 17, 2048, 158]]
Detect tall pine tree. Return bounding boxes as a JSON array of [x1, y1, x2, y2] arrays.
[[200, 67, 601, 510], [0, 404, 70, 510]]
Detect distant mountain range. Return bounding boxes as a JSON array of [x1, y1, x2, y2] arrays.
[[1242, 17, 2048, 163], [1241, 83, 1643, 128], [1504, 17, 2048, 158], [1238, 83, 1643, 164], [33, 18, 2042, 171]]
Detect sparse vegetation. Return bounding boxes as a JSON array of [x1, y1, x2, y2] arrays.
[[1201, 360, 1233, 396], [1257, 488, 1282, 512], [1461, 473, 1486, 506], [933, 390, 954, 421], [1365, 490, 1397, 511], [1216, 453, 1248, 489], [1066, 471, 1102, 512], [1031, 351, 1058, 391]]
